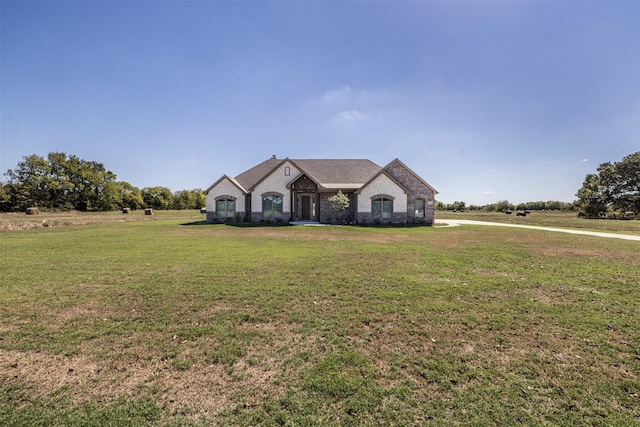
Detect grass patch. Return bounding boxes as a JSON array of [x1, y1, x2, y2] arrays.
[[1, 212, 639, 425]]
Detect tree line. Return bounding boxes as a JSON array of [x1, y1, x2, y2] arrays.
[[0, 152, 205, 212], [435, 200, 574, 212], [2, 151, 637, 218]]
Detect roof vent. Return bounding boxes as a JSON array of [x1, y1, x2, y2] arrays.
[[271, 155, 277, 159]]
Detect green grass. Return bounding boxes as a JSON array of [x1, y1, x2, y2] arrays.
[[1, 212, 639, 425]]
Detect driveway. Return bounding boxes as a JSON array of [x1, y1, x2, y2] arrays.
[[434, 219, 640, 241]]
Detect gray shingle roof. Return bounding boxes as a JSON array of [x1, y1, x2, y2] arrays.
[[290, 159, 381, 186], [235, 158, 282, 190], [234, 158, 383, 190]]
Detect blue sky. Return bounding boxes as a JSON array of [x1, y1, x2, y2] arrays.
[[2, 1, 638, 205]]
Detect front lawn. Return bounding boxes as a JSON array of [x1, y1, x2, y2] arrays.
[[1, 215, 638, 425]]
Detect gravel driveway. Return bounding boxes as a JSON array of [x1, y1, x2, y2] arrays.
[[434, 219, 640, 241]]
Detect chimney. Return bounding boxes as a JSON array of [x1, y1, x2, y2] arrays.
[[271, 155, 277, 159]]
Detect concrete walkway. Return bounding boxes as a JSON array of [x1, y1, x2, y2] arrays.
[[434, 219, 640, 241]]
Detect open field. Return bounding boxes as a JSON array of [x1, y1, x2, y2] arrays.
[[0, 209, 205, 232], [1, 212, 639, 425]]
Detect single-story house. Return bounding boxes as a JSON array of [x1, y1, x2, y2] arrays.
[[205, 156, 438, 225]]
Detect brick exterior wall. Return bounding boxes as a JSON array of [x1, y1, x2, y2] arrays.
[[319, 191, 357, 223], [383, 160, 436, 225]]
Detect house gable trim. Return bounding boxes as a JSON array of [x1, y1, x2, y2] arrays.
[[355, 169, 409, 195], [287, 172, 321, 190], [384, 158, 439, 195], [205, 175, 247, 194]]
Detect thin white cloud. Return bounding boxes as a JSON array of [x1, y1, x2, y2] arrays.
[[322, 86, 352, 102], [331, 110, 366, 124], [579, 158, 589, 163], [482, 191, 497, 194]]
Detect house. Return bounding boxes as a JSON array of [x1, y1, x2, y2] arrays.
[[204, 156, 438, 225]]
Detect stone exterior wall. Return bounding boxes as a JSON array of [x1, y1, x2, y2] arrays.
[[205, 178, 245, 223], [383, 160, 436, 225], [319, 191, 357, 223]]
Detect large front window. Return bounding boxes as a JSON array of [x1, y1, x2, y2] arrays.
[[372, 198, 393, 220], [262, 195, 283, 220], [216, 199, 235, 218], [415, 199, 425, 218]]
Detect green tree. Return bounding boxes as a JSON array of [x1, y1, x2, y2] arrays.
[[576, 151, 640, 218], [4, 152, 119, 211], [0, 181, 10, 211], [142, 186, 174, 210], [494, 200, 514, 212], [174, 189, 196, 210], [94, 180, 121, 211], [449, 201, 466, 211], [328, 190, 350, 221], [173, 189, 206, 210], [610, 151, 640, 213], [117, 181, 144, 210], [46, 152, 75, 209], [4, 154, 51, 209], [64, 155, 117, 211], [193, 189, 206, 209], [576, 173, 608, 218]]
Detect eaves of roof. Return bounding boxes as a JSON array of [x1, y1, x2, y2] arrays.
[[318, 183, 364, 191], [289, 158, 382, 187], [354, 169, 409, 195]]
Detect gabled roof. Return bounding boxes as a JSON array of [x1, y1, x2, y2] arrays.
[[235, 157, 284, 191], [383, 158, 439, 194], [208, 156, 435, 195], [354, 168, 409, 195], [285, 171, 322, 189], [290, 159, 381, 188]]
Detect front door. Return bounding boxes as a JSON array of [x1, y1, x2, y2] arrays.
[[301, 195, 311, 220]]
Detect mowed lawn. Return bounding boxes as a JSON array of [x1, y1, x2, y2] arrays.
[[1, 212, 638, 426]]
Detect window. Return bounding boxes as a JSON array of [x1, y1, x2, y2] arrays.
[[284, 166, 290, 176], [372, 198, 393, 220], [216, 199, 235, 218], [415, 199, 425, 218], [262, 195, 283, 220]]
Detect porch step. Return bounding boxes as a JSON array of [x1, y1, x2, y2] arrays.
[[289, 221, 326, 226]]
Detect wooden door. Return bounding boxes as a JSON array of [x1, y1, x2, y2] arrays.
[[301, 195, 311, 220]]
